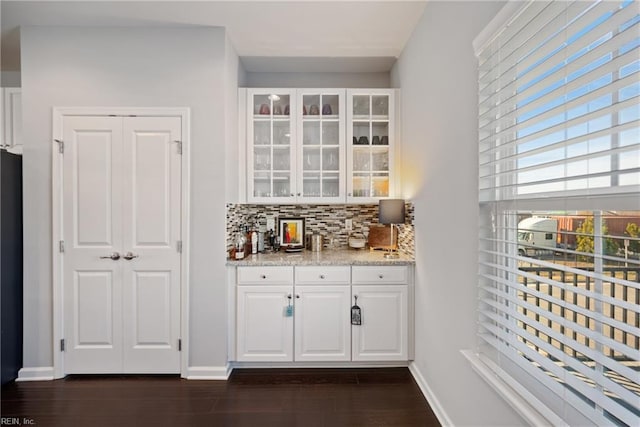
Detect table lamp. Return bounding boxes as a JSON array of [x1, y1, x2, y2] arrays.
[[378, 199, 405, 259]]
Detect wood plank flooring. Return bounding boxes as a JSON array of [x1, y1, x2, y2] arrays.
[[1, 368, 440, 426]]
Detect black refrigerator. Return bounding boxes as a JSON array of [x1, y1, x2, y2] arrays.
[[1, 149, 23, 385]]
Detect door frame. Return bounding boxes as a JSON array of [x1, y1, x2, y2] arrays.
[[51, 107, 191, 379]]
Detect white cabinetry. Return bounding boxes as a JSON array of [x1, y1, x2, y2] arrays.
[[296, 89, 346, 203], [346, 89, 396, 203], [246, 89, 297, 203], [294, 266, 351, 361], [235, 265, 411, 364], [351, 266, 408, 361], [2, 88, 22, 154], [236, 266, 294, 362], [242, 87, 398, 203]]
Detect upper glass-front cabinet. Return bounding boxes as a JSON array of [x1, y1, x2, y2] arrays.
[[247, 89, 297, 203], [297, 90, 345, 203], [244, 88, 397, 203], [346, 89, 395, 203]]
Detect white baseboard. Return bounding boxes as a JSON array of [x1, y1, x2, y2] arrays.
[[17, 367, 55, 381], [409, 362, 453, 427], [186, 365, 232, 380]]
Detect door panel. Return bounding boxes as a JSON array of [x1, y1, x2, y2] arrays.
[[122, 116, 181, 373], [62, 115, 181, 374], [74, 271, 115, 346], [63, 117, 123, 373]]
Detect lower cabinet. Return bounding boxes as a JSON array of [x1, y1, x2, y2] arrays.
[[351, 285, 408, 361], [235, 265, 410, 363], [294, 285, 351, 361], [236, 285, 293, 362]]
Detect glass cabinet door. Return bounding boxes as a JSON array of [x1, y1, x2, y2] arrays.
[[347, 90, 394, 201], [248, 90, 296, 202], [297, 90, 345, 202]]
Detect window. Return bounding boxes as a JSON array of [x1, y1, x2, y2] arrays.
[[476, 1, 639, 425]]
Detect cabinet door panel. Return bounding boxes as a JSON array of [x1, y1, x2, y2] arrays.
[[237, 285, 293, 362], [294, 285, 351, 361], [352, 285, 408, 361]]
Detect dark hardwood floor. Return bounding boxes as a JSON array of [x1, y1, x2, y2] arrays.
[[1, 368, 440, 426]]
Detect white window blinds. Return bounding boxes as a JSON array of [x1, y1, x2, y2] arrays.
[[476, 1, 640, 425], [478, 0, 640, 202]]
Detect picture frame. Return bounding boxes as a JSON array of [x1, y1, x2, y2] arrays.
[[278, 217, 305, 247]]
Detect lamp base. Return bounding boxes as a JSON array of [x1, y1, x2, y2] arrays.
[[384, 251, 399, 259]]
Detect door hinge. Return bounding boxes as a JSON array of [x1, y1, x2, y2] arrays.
[[59, 240, 65, 253], [173, 140, 182, 155], [178, 339, 182, 351], [177, 240, 182, 253], [60, 339, 65, 352], [54, 139, 64, 154]]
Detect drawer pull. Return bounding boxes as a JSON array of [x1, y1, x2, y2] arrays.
[[319, 275, 325, 279]]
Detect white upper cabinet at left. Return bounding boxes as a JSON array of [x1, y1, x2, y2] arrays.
[[2, 88, 22, 154]]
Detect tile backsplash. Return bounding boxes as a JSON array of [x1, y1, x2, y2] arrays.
[[226, 203, 415, 257]]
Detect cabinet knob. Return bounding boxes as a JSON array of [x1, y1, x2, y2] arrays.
[[319, 275, 325, 279], [287, 294, 292, 299], [378, 274, 384, 279], [348, 192, 352, 196], [290, 193, 294, 197], [297, 193, 301, 196], [296, 294, 300, 299], [261, 274, 267, 279]]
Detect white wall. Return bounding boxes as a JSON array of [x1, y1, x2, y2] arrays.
[[20, 26, 232, 372], [244, 71, 389, 88], [391, 2, 525, 426]]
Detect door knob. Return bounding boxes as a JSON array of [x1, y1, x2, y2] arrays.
[[100, 252, 120, 260], [123, 251, 139, 260]]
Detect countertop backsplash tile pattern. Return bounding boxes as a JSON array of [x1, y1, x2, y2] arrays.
[[226, 203, 415, 257]]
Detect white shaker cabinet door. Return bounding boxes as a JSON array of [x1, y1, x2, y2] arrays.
[[236, 285, 294, 362], [294, 285, 351, 362], [351, 284, 408, 361]]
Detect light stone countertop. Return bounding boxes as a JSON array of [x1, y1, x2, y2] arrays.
[[226, 248, 415, 266]]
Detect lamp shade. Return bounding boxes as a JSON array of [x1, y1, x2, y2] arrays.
[[378, 199, 405, 225]]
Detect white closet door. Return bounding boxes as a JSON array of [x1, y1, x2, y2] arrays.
[[121, 117, 182, 373], [62, 116, 125, 373], [62, 115, 182, 374]]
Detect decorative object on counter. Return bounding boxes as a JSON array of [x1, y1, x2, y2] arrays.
[[310, 233, 323, 252], [352, 136, 358, 145], [284, 245, 304, 253], [234, 228, 247, 260], [322, 104, 332, 115], [284, 104, 290, 115], [378, 199, 405, 259], [380, 136, 389, 145], [371, 135, 380, 145], [357, 136, 369, 145], [309, 104, 319, 115], [273, 105, 282, 115], [348, 233, 366, 249], [278, 217, 305, 247], [367, 225, 397, 251], [259, 104, 270, 115], [302, 105, 307, 115]]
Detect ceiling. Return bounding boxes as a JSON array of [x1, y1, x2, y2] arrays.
[[1, 0, 428, 73]]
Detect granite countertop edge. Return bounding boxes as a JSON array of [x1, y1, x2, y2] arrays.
[[225, 249, 415, 266]]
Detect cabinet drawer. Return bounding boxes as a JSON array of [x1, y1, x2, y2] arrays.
[[295, 266, 351, 285], [237, 266, 294, 285], [351, 266, 408, 284]]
